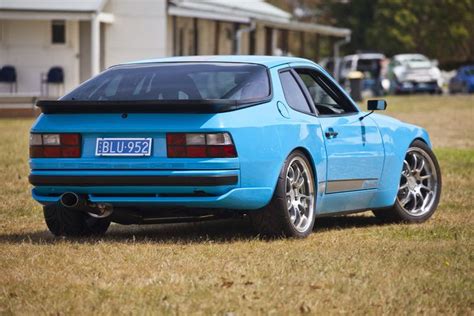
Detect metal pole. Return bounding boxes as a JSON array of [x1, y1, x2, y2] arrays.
[[333, 35, 350, 82], [91, 13, 100, 76], [235, 21, 256, 55]]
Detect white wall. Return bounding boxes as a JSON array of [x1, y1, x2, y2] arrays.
[[0, 19, 80, 95], [102, 0, 168, 67]]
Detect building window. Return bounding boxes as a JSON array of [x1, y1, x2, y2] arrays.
[[52, 20, 66, 44]]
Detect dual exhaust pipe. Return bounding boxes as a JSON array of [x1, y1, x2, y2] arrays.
[[60, 192, 113, 218]]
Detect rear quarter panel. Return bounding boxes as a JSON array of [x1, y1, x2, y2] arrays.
[[262, 65, 328, 210], [213, 65, 328, 209]]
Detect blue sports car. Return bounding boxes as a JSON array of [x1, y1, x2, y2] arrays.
[[449, 65, 474, 94], [30, 56, 442, 238]]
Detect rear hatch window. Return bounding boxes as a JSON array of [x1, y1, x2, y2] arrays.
[[63, 62, 270, 103]]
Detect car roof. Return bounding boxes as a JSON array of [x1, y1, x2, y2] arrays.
[[123, 55, 316, 68], [393, 54, 428, 61], [343, 53, 385, 60]]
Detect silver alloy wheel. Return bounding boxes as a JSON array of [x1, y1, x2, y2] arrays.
[[285, 156, 315, 233], [397, 147, 439, 216]]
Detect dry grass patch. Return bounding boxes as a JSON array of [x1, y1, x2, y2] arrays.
[[361, 95, 474, 148], [0, 95, 473, 315]]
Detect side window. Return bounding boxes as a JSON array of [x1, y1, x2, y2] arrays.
[[279, 70, 312, 114], [343, 60, 352, 70], [295, 69, 357, 115]]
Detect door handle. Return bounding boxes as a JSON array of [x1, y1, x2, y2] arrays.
[[325, 128, 338, 139]]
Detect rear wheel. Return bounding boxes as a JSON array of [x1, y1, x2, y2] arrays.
[[250, 151, 316, 238], [373, 140, 441, 222], [44, 204, 111, 237]]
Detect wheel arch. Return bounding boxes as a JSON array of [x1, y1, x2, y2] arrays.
[[271, 146, 319, 194], [368, 116, 434, 209], [411, 137, 429, 147], [293, 147, 318, 184]]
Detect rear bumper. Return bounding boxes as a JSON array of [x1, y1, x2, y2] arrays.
[[29, 174, 238, 186], [32, 187, 272, 210], [396, 81, 439, 92], [29, 169, 273, 210]]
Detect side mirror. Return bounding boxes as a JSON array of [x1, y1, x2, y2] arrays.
[[367, 99, 387, 111]]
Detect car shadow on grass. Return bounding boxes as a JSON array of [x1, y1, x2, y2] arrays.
[[0, 212, 391, 245]]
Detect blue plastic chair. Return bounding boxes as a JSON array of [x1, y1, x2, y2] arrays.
[[47, 67, 64, 84], [0, 65, 18, 93], [42, 66, 64, 96]]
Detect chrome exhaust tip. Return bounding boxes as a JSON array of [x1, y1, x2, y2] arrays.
[[60, 192, 80, 208], [59, 192, 113, 218]]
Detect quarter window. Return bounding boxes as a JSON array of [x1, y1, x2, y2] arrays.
[[343, 60, 352, 70], [279, 71, 312, 114]]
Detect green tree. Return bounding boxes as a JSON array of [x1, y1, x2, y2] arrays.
[[270, 0, 474, 68]]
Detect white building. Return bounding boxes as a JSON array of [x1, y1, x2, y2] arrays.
[[0, 0, 350, 99]]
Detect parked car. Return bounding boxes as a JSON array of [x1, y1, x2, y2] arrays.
[[318, 57, 340, 79], [339, 53, 386, 95], [320, 53, 385, 96], [387, 54, 442, 94], [30, 56, 442, 238], [448, 65, 474, 94]]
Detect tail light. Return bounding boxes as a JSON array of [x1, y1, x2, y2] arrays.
[[30, 133, 81, 158], [166, 132, 237, 158]]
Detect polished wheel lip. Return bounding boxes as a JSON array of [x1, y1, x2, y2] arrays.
[[397, 147, 439, 217], [285, 156, 315, 233]]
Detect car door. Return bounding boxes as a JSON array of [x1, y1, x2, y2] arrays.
[[292, 67, 385, 212], [451, 70, 462, 92], [459, 68, 468, 91]]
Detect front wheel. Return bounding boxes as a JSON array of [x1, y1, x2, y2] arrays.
[[373, 140, 441, 222], [250, 151, 316, 238]]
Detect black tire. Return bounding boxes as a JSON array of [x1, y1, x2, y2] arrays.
[[373, 140, 442, 223], [44, 204, 111, 237], [250, 151, 316, 238]]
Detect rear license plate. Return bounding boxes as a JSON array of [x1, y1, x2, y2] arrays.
[[95, 138, 152, 156]]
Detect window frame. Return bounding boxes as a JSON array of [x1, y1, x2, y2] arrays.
[[292, 67, 359, 117], [278, 68, 317, 116], [0, 21, 4, 44]]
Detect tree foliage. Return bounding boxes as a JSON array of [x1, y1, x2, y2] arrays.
[[269, 0, 474, 68], [367, 0, 474, 68]]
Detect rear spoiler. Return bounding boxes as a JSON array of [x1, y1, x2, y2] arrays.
[[36, 99, 269, 114]]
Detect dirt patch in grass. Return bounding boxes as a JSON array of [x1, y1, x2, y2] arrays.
[[0, 96, 473, 314]]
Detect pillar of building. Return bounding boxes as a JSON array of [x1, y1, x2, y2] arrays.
[[91, 14, 100, 76]]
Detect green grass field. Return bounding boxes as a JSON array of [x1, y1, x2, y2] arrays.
[[0, 95, 473, 315]]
